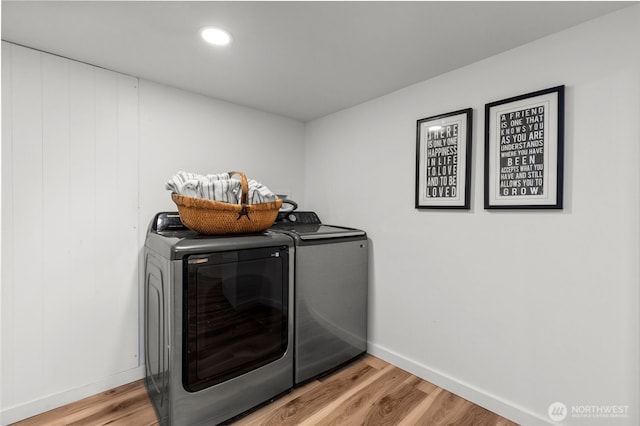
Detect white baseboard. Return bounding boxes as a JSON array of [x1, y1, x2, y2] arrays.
[[367, 343, 552, 426], [0, 365, 145, 426]]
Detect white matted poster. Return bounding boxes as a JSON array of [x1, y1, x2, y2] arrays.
[[484, 86, 564, 209], [415, 108, 473, 209]]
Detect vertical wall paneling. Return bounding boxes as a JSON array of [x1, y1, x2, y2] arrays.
[[1, 43, 140, 421], [115, 74, 140, 372], [68, 60, 98, 384], [41, 52, 72, 395], [1, 42, 16, 414], [8, 44, 45, 406], [92, 68, 140, 377], [93, 67, 119, 379]]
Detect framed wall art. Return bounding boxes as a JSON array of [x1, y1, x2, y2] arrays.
[[484, 85, 564, 209], [415, 108, 473, 209]]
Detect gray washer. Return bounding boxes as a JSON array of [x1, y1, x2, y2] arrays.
[[271, 212, 368, 384]]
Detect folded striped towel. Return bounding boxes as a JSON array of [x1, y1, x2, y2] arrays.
[[166, 171, 277, 204]]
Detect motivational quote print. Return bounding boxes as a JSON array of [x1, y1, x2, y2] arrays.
[[499, 106, 545, 196], [425, 123, 458, 198]]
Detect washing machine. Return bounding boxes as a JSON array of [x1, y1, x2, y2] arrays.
[[144, 212, 294, 425], [271, 211, 368, 384]]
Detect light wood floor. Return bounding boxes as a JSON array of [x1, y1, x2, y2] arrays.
[[12, 356, 518, 426]]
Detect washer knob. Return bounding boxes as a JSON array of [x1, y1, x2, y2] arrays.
[[288, 213, 297, 222]]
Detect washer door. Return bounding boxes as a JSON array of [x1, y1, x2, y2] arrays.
[[295, 239, 368, 383]]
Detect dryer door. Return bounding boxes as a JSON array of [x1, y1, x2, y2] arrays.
[[183, 246, 290, 392]]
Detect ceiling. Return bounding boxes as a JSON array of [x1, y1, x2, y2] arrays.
[[2, 1, 634, 122]]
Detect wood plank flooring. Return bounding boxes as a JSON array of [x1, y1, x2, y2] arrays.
[[12, 356, 518, 426]]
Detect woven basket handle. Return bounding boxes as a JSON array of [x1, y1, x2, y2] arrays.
[[228, 171, 249, 205]]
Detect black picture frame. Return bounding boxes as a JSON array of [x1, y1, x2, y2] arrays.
[[484, 85, 564, 209], [415, 108, 473, 209]]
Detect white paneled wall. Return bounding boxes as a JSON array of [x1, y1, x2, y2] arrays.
[[1, 43, 140, 423]]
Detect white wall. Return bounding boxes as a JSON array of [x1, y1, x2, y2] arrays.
[[1, 43, 140, 424], [0, 45, 305, 424], [138, 80, 305, 232], [304, 6, 640, 426]]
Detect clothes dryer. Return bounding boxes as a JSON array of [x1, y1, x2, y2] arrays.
[[144, 212, 294, 425]]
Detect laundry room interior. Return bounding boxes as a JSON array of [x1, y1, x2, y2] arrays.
[[1, 2, 639, 426]]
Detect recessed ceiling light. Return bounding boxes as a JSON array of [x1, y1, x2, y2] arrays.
[[200, 27, 233, 46]]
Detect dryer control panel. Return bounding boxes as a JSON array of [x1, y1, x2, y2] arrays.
[[152, 212, 190, 234]]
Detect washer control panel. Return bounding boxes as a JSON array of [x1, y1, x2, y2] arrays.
[[283, 211, 321, 224]]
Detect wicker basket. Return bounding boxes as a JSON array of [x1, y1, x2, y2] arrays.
[[171, 171, 282, 235]]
